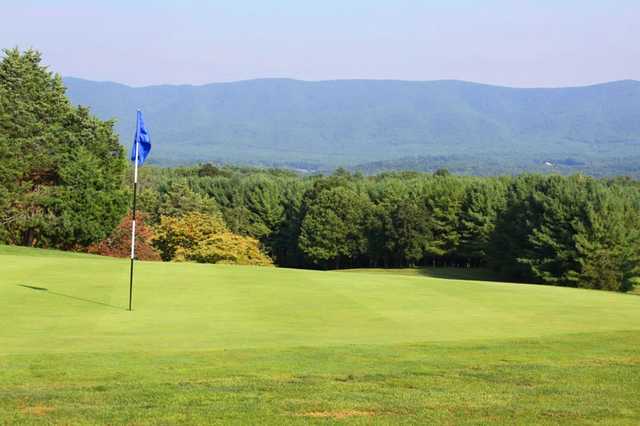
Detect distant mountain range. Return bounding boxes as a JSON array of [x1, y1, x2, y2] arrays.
[[63, 77, 640, 175]]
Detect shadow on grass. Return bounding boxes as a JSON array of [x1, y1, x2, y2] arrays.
[[17, 284, 125, 310], [339, 267, 509, 283], [413, 267, 508, 283]]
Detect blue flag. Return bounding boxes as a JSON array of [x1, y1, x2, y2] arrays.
[[130, 110, 151, 165]]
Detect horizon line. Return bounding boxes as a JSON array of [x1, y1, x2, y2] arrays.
[[62, 76, 640, 91]]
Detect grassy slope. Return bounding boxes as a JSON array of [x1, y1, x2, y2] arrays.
[[1, 245, 640, 424]]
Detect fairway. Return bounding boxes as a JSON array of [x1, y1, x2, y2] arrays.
[[2, 245, 640, 424]]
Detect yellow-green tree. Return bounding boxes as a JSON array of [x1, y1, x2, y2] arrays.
[[153, 212, 273, 266]]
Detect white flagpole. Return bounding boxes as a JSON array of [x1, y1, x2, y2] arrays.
[[128, 116, 140, 311]]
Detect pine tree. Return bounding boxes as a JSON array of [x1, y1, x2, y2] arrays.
[[458, 179, 507, 266], [0, 48, 127, 248]]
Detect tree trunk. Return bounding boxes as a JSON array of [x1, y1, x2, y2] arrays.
[[22, 228, 35, 247]]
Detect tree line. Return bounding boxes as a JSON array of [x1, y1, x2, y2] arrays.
[[2, 48, 639, 292], [129, 164, 640, 292]]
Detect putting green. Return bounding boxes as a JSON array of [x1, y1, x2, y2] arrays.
[[3, 245, 640, 424], [2, 245, 640, 355]]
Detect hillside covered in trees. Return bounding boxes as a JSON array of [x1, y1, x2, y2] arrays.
[[64, 77, 640, 175]]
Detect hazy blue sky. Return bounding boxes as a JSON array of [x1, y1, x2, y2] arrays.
[[2, 0, 638, 87]]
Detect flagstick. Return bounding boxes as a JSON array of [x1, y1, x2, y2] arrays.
[[129, 138, 139, 311]]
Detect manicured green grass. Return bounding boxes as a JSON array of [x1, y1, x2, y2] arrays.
[[340, 266, 505, 282], [1, 245, 640, 424]]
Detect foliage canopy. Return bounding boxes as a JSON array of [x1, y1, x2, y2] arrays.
[[153, 212, 273, 266], [0, 48, 127, 249]]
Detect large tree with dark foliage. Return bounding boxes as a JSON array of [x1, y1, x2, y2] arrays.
[[299, 184, 370, 268], [0, 48, 127, 248]]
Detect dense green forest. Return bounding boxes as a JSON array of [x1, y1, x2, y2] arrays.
[[64, 76, 640, 174], [2, 48, 639, 292], [123, 164, 639, 292], [351, 154, 640, 178]]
